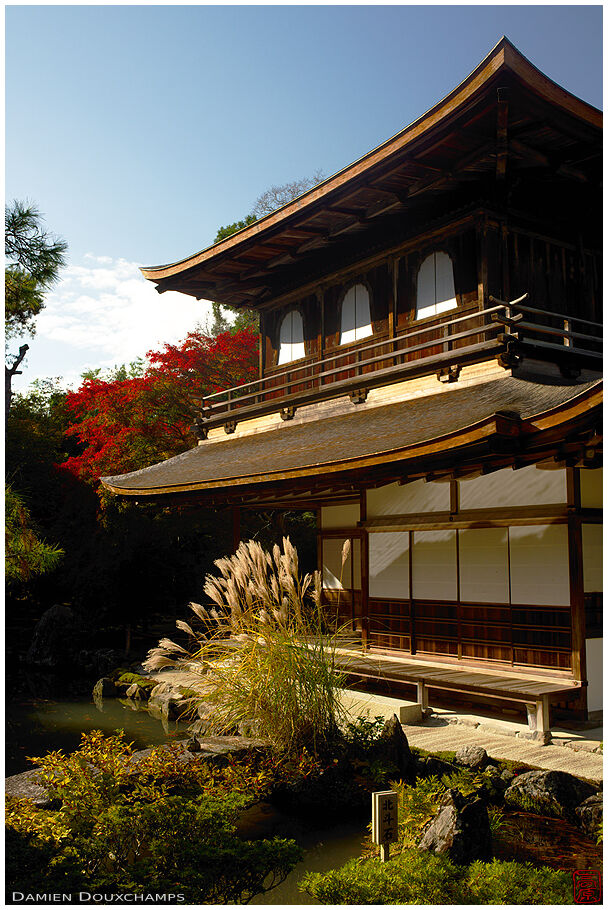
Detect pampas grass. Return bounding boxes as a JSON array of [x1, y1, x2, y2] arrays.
[[143, 538, 348, 755]]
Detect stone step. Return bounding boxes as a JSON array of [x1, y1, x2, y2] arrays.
[[340, 688, 422, 725]]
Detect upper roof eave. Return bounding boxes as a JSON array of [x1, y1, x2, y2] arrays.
[[141, 36, 602, 285]]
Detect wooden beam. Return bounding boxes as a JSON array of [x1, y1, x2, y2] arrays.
[[509, 139, 588, 182]]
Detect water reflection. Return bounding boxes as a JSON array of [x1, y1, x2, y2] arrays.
[[6, 693, 190, 775]]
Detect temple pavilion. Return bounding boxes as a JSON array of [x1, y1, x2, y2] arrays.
[[103, 38, 602, 739]]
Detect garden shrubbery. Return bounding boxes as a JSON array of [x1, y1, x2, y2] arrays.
[[6, 731, 301, 903], [300, 851, 572, 904]]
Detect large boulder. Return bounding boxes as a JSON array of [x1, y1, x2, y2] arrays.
[[504, 770, 597, 821], [575, 793, 603, 837], [374, 714, 416, 784], [455, 745, 488, 770], [418, 788, 492, 864], [25, 604, 83, 669]]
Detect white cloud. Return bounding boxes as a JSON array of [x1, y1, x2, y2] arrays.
[[14, 256, 214, 391]]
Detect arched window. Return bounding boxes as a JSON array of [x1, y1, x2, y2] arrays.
[[277, 309, 305, 365], [340, 283, 373, 345], [416, 252, 457, 320]]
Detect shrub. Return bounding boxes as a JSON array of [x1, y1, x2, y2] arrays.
[[464, 858, 571, 904], [144, 538, 350, 756], [300, 850, 463, 904], [6, 732, 302, 903], [300, 850, 572, 904]]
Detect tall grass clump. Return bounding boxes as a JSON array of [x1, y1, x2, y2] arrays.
[[143, 538, 349, 756]]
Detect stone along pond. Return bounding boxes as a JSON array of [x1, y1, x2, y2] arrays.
[[6, 676, 602, 904]]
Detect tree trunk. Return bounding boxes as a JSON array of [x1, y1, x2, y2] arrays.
[[5, 344, 29, 418]]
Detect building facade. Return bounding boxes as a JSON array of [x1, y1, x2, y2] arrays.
[[104, 39, 602, 735]]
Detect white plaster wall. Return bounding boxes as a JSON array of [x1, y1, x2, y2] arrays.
[[369, 531, 410, 599], [322, 537, 360, 590], [508, 524, 570, 606], [586, 638, 603, 712], [582, 524, 603, 592], [580, 468, 603, 509], [367, 479, 450, 517], [322, 538, 349, 590], [459, 528, 509, 603], [320, 503, 360, 529], [458, 465, 567, 510], [412, 530, 457, 600]]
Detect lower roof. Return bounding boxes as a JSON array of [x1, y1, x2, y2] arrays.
[[101, 374, 601, 498]]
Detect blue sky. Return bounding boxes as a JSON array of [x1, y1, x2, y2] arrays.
[[6, 4, 603, 390]]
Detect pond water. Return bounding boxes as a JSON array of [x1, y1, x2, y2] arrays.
[[6, 694, 191, 775], [493, 809, 603, 872], [5, 684, 601, 904]]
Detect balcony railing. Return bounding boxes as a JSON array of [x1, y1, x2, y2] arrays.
[[193, 299, 602, 434]]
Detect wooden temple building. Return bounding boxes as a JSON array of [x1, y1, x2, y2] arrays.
[[103, 39, 602, 738]]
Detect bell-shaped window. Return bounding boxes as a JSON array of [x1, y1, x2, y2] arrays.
[[278, 309, 305, 365], [416, 252, 457, 320], [340, 284, 373, 345]]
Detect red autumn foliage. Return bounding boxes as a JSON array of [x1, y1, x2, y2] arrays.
[[62, 328, 259, 483]]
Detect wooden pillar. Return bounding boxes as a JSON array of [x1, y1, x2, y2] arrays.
[[232, 506, 241, 554], [568, 513, 587, 714], [258, 312, 265, 379], [476, 217, 488, 312], [360, 489, 369, 651], [388, 257, 397, 339]]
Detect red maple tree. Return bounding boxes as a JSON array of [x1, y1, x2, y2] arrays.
[[62, 328, 258, 482]]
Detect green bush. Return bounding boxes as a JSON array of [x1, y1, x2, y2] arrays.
[[6, 732, 302, 903], [300, 850, 463, 904], [464, 859, 571, 904], [300, 850, 572, 905]]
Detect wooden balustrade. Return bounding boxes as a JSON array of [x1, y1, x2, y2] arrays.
[[193, 302, 602, 432]]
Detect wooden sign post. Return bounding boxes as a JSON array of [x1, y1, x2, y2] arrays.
[[372, 789, 399, 862]]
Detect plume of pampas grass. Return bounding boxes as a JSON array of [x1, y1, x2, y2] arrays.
[[341, 538, 351, 567], [175, 619, 197, 638]]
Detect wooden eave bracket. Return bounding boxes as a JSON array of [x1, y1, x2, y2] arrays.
[[349, 388, 369, 404], [437, 364, 461, 384]]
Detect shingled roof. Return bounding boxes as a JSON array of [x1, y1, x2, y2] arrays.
[[101, 375, 601, 498], [140, 37, 601, 308]]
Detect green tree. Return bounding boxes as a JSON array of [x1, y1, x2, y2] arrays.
[[5, 485, 64, 585], [211, 172, 325, 334], [5, 201, 67, 414]]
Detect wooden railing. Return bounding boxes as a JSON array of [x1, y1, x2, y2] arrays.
[[193, 300, 602, 433]]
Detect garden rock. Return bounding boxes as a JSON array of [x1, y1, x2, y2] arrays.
[[504, 770, 597, 821], [575, 794, 603, 836], [418, 788, 492, 864], [420, 756, 457, 778], [455, 745, 488, 770], [26, 604, 83, 669], [5, 769, 54, 809], [92, 677, 117, 700], [148, 689, 186, 721], [375, 715, 416, 784]]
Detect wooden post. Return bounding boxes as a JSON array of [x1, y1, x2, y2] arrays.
[[416, 681, 428, 713], [258, 312, 265, 380], [232, 506, 241, 554], [476, 218, 488, 313]]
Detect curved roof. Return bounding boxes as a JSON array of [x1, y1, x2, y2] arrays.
[[101, 375, 602, 498], [140, 37, 601, 306]]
